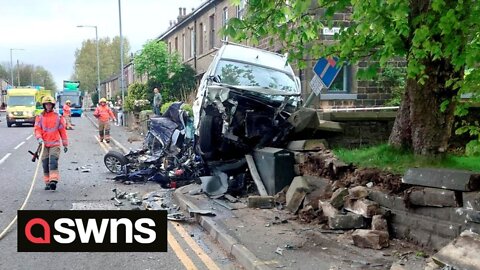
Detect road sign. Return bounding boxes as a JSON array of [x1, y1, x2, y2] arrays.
[[309, 74, 324, 96], [313, 57, 342, 89]]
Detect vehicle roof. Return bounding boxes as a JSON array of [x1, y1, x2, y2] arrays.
[[7, 88, 37, 95], [217, 43, 293, 74]]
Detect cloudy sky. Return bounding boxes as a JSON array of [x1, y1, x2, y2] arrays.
[[0, 0, 204, 88]]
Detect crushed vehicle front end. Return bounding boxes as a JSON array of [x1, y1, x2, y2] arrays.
[[194, 44, 301, 161]]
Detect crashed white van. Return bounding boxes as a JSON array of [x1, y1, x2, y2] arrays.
[[193, 43, 301, 160]]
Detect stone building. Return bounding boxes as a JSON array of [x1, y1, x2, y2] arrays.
[[103, 0, 399, 109]]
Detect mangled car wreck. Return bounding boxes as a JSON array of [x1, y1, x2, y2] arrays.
[[104, 43, 302, 196], [193, 43, 302, 161]]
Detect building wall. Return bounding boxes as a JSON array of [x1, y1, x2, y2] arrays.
[[100, 0, 396, 109]]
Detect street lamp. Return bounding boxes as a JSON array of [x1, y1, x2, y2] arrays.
[[118, 0, 125, 112], [10, 48, 24, 87], [77, 25, 101, 100]]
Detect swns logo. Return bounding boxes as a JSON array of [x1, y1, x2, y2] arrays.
[[18, 210, 167, 252]]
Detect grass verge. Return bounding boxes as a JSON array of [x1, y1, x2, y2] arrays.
[[333, 144, 480, 174]]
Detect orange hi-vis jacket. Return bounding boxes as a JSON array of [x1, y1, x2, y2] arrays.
[[94, 105, 115, 122], [34, 111, 68, 147], [63, 104, 71, 116]]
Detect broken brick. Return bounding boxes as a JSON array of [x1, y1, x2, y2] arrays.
[[433, 231, 480, 269], [330, 187, 348, 209], [372, 215, 388, 232], [286, 176, 331, 213], [352, 229, 389, 250], [319, 200, 339, 218], [348, 186, 369, 199], [344, 198, 380, 218], [328, 213, 366, 230]]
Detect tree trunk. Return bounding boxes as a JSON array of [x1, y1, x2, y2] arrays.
[[389, 59, 458, 156]]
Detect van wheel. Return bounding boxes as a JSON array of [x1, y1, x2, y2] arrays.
[[198, 115, 214, 158], [104, 150, 128, 174]]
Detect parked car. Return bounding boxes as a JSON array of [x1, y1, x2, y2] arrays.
[[193, 42, 302, 161]]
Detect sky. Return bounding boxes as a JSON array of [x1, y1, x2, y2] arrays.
[[0, 0, 205, 89]]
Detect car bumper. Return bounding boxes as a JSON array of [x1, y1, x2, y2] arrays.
[[7, 117, 35, 124]]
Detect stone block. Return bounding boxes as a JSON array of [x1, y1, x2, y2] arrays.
[[293, 151, 307, 164], [352, 229, 389, 250], [372, 215, 388, 232], [464, 209, 480, 224], [320, 200, 339, 218], [286, 190, 306, 213], [407, 187, 459, 207], [433, 231, 480, 269], [286, 176, 331, 211], [348, 186, 369, 199], [247, 196, 275, 209], [304, 186, 333, 210], [286, 139, 328, 152], [328, 213, 366, 230], [463, 191, 480, 211], [403, 168, 480, 191], [344, 198, 380, 218], [330, 187, 348, 209]]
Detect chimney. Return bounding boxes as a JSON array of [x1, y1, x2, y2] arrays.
[[183, 7, 186, 16], [178, 7, 182, 16]]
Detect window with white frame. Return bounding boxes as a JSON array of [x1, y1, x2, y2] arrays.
[[190, 28, 195, 58], [236, 0, 246, 19], [209, 14, 215, 49], [222, 7, 228, 41], [182, 33, 186, 61], [328, 65, 351, 93]]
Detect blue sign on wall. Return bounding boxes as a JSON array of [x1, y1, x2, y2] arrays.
[[313, 57, 342, 89]]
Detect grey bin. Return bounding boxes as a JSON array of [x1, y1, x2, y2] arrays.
[[253, 147, 295, 196]]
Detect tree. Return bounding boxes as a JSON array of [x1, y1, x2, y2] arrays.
[[224, 0, 480, 156], [0, 63, 9, 81], [133, 39, 182, 89], [0, 62, 56, 89], [169, 64, 197, 101], [72, 36, 131, 93]]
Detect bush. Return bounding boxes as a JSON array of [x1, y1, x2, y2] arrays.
[[125, 83, 151, 112]]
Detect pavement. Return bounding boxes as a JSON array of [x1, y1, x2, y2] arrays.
[[82, 111, 431, 270]]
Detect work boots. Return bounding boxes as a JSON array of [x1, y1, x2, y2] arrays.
[[45, 183, 51, 190], [49, 181, 57, 191]]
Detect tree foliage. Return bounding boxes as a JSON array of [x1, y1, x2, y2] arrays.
[[0, 62, 56, 89], [72, 36, 131, 93], [225, 0, 480, 155], [134, 40, 182, 84], [125, 82, 150, 112], [134, 40, 196, 104]]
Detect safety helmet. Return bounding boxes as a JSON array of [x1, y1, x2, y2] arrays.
[[66, 100, 71, 104], [99, 98, 107, 103], [42, 96, 55, 104], [42, 95, 56, 110]]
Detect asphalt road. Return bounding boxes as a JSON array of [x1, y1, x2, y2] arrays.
[[0, 113, 239, 270]]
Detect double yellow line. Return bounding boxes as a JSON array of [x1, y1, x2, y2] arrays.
[[95, 135, 220, 270]]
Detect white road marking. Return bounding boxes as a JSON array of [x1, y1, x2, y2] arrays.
[[14, 141, 25, 150], [0, 153, 12, 165], [26, 135, 33, 140]]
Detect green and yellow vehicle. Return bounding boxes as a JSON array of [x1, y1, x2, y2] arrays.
[[6, 87, 53, 127]]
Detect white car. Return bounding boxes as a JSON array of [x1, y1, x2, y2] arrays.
[[193, 43, 301, 160]]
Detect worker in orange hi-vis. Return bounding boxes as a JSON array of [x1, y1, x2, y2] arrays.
[[93, 98, 116, 143], [63, 100, 74, 130], [34, 96, 69, 191]]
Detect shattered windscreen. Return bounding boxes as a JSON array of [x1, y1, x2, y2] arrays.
[[214, 60, 297, 93]]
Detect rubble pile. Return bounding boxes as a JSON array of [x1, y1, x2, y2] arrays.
[[274, 144, 480, 251]]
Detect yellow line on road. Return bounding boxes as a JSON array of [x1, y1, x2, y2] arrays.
[[168, 229, 198, 270], [94, 135, 109, 154], [171, 222, 221, 270]]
